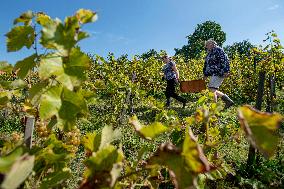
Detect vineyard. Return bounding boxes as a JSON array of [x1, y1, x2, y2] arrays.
[[0, 9, 284, 189]]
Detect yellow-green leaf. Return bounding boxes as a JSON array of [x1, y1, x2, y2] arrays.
[[0, 147, 24, 173], [36, 12, 52, 27], [6, 26, 35, 52], [81, 132, 101, 153], [39, 85, 63, 120], [100, 126, 121, 150], [14, 54, 37, 79], [13, 11, 34, 25], [39, 49, 90, 90], [84, 145, 124, 176], [182, 129, 211, 173], [38, 53, 63, 80], [147, 130, 212, 189], [40, 17, 76, 55], [147, 143, 195, 189], [1, 154, 34, 189], [129, 115, 168, 140], [76, 9, 98, 24], [0, 92, 10, 108], [238, 105, 283, 158]]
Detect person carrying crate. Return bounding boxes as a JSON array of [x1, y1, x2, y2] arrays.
[[162, 55, 186, 108], [203, 39, 234, 109]]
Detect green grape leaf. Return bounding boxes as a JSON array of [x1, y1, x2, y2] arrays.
[[40, 17, 76, 55], [39, 85, 63, 120], [238, 105, 283, 158], [147, 130, 212, 189], [10, 79, 27, 89], [81, 132, 101, 153], [38, 54, 74, 90], [58, 87, 88, 130], [66, 47, 90, 72], [197, 96, 207, 105], [182, 129, 211, 173], [23, 101, 37, 116], [204, 170, 223, 180], [56, 116, 75, 131], [0, 61, 13, 72], [0, 147, 24, 173], [46, 116, 58, 130], [39, 85, 89, 130], [100, 126, 121, 150], [77, 31, 89, 41], [0, 81, 12, 90], [0, 96, 9, 108], [76, 9, 98, 24], [84, 145, 123, 172], [0, 92, 10, 108], [60, 87, 89, 118], [60, 47, 90, 88], [6, 25, 35, 52], [36, 12, 52, 27], [39, 49, 90, 90], [38, 53, 63, 79], [1, 154, 34, 189], [204, 163, 235, 181], [147, 143, 195, 189], [83, 145, 124, 188], [34, 135, 73, 167], [0, 79, 27, 90], [129, 115, 168, 140], [39, 169, 72, 189], [33, 135, 73, 177], [14, 54, 37, 79], [28, 81, 49, 105], [13, 10, 34, 25]]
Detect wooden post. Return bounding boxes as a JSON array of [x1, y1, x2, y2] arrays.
[[129, 72, 136, 114], [246, 71, 266, 175], [266, 75, 276, 113], [24, 116, 35, 149], [255, 72, 266, 110]]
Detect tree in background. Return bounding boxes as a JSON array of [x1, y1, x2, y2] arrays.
[[140, 49, 168, 60], [140, 49, 159, 60], [175, 21, 226, 60], [224, 40, 255, 59]]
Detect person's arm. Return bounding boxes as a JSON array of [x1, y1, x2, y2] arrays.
[[171, 62, 180, 80]]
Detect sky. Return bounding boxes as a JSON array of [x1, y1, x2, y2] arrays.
[[0, 0, 284, 64]]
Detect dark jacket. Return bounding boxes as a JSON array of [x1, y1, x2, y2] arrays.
[[203, 46, 230, 77]]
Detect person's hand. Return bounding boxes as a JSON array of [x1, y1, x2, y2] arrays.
[[175, 78, 179, 84], [224, 72, 230, 78]]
